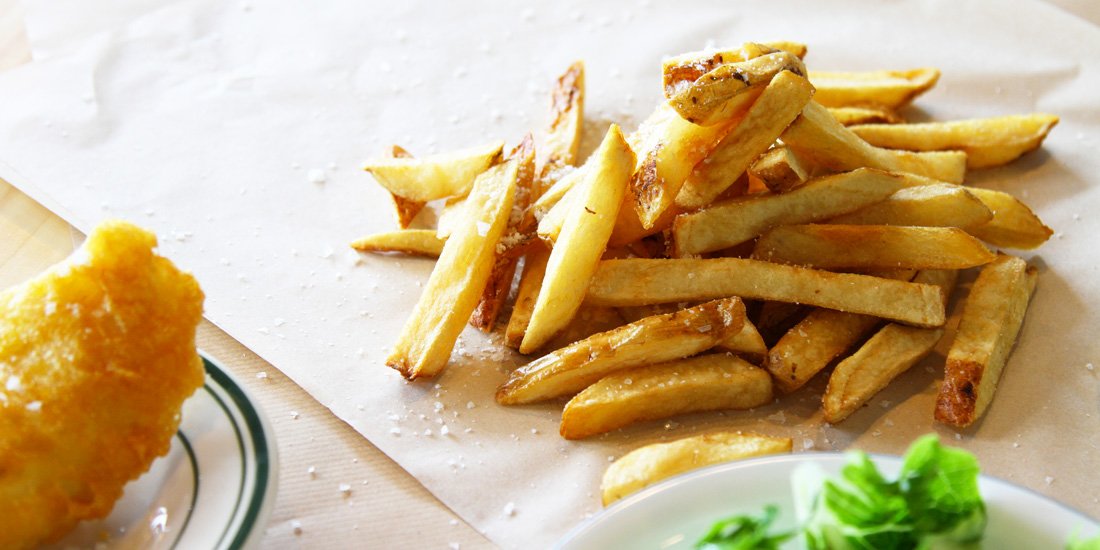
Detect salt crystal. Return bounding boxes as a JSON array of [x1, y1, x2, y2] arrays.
[[424, 428, 433, 437], [339, 483, 352, 495], [531, 428, 539, 434], [290, 519, 302, 535], [274, 317, 286, 327], [1045, 475, 1055, 485], [290, 411, 300, 419], [25, 401, 42, 412], [390, 427, 401, 436], [1087, 363, 1095, 371], [440, 425, 450, 436], [449, 519, 459, 526], [880, 400, 891, 408], [6, 376, 20, 392], [307, 466, 317, 478], [434, 401, 445, 411], [307, 168, 326, 184], [502, 502, 517, 517], [803, 438, 815, 450], [449, 544, 461, 550], [466, 401, 476, 409], [255, 371, 268, 379], [476, 221, 490, 236]]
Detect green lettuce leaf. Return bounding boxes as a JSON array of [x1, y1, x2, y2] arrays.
[[696, 504, 794, 550]]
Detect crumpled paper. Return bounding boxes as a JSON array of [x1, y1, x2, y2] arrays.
[[1, 0, 1098, 545]]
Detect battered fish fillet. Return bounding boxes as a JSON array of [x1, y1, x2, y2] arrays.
[[0, 220, 205, 549]]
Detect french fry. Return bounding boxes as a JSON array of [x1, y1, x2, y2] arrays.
[[662, 41, 807, 96], [600, 431, 792, 505], [935, 254, 1038, 428], [829, 183, 993, 228], [497, 298, 745, 404], [848, 114, 1059, 169], [539, 61, 585, 178], [765, 270, 915, 393], [809, 68, 940, 110], [585, 257, 946, 327], [748, 146, 811, 194], [471, 136, 536, 331], [828, 106, 904, 126], [435, 195, 467, 239], [667, 51, 806, 126], [386, 145, 425, 227], [675, 70, 814, 210], [520, 125, 635, 354], [538, 305, 626, 352], [718, 317, 768, 360], [672, 168, 914, 256], [965, 187, 1053, 249], [350, 229, 445, 257], [751, 224, 996, 271], [560, 354, 773, 439], [385, 159, 519, 380], [533, 164, 586, 223], [363, 140, 504, 202], [754, 301, 809, 346], [782, 101, 967, 184], [504, 244, 549, 349], [823, 269, 958, 423]]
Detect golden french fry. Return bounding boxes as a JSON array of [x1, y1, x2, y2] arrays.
[[849, 114, 1059, 169], [718, 317, 768, 360], [673, 168, 914, 256], [497, 298, 745, 404], [828, 106, 904, 126], [662, 42, 807, 97], [752, 224, 996, 271], [538, 61, 585, 180], [386, 160, 519, 380], [935, 254, 1038, 428], [676, 71, 814, 210], [538, 305, 626, 352], [585, 257, 946, 327], [435, 195, 467, 240], [809, 68, 940, 109], [749, 146, 811, 194], [829, 184, 993, 228], [536, 171, 584, 243], [823, 269, 957, 423], [471, 135, 536, 331], [782, 101, 967, 184], [965, 187, 1053, 249], [668, 51, 806, 126], [386, 145, 426, 227], [521, 125, 635, 354], [350, 229, 446, 257], [504, 243, 549, 349], [363, 141, 504, 202], [600, 431, 792, 505], [561, 354, 773, 440]]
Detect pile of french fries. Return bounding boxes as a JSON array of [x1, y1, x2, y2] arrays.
[[357, 42, 1056, 448]]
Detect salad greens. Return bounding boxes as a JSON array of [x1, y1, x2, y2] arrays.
[[696, 504, 793, 550]]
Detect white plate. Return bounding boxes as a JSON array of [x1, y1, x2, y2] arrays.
[[47, 353, 278, 550], [557, 453, 1100, 549]]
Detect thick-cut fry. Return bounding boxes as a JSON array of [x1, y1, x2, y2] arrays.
[[504, 244, 549, 349], [662, 41, 807, 96], [829, 184, 993, 228], [668, 51, 806, 126], [539, 61, 585, 178], [749, 146, 811, 194], [752, 224, 996, 271], [828, 106, 904, 126], [350, 229, 446, 257], [521, 125, 635, 354], [629, 103, 739, 230], [560, 354, 773, 439], [585, 257, 946, 327], [385, 160, 519, 380], [965, 187, 1053, 249], [676, 71, 814, 210], [718, 318, 768, 360], [533, 164, 585, 223], [471, 136, 536, 331], [935, 255, 1037, 428], [849, 114, 1059, 169], [782, 101, 967, 183], [600, 431, 792, 505], [386, 145, 425, 227], [363, 140, 504, 202], [673, 168, 914, 256], [824, 269, 958, 423], [497, 298, 745, 404], [809, 68, 940, 109]]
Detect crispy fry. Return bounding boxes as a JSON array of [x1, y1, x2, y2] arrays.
[[521, 125, 635, 353], [600, 431, 792, 505], [809, 68, 940, 110], [823, 269, 958, 423], [668, 51, 806, 126], [585, 257, 946, 327], [539, 62, 585, 178], [384, 145, 427, 227], [363, 140, 503, 202], [662, 42, 807, 96], [749, 146, 811, 194], [676, 71, 814, 210], [965, 187, 1053, 249], [497, 298, 745, 404], [560, 354, 773, 439], [717, 317, 768, 361], [829, 183, 993, 228], [752, 224, 996, 271], [533, 165, 585, 222], [849, 114, 1059, 169], [386, 160, 519, 380], [350, 229, 446, 257], [782, 101, 967, 183], [828, 106, 904, 126], [504, 244, 549, 349], [935, 255, 1037, 428], [673, 168, 914, 256]]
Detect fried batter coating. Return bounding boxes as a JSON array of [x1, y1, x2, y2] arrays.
[[0, 220, 205, 549]]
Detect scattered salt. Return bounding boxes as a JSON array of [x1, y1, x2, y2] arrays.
[[502, 502, 517, 517], [290, 411, 300, 419], [476, 221, 490, 236], [290, 519, 302, 535], [307, 168, 326, 184], [466, 401, 476, 409], [307, 466, 317, 478], [1045, 475, 1055, 485], [339, 483, 352, 496], [390, 427, 401, 436], [255, 371, 268, 379], [25, 401, 42, 412]]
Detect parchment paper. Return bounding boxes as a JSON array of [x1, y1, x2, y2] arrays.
[[1, 0, 1098, 546]]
